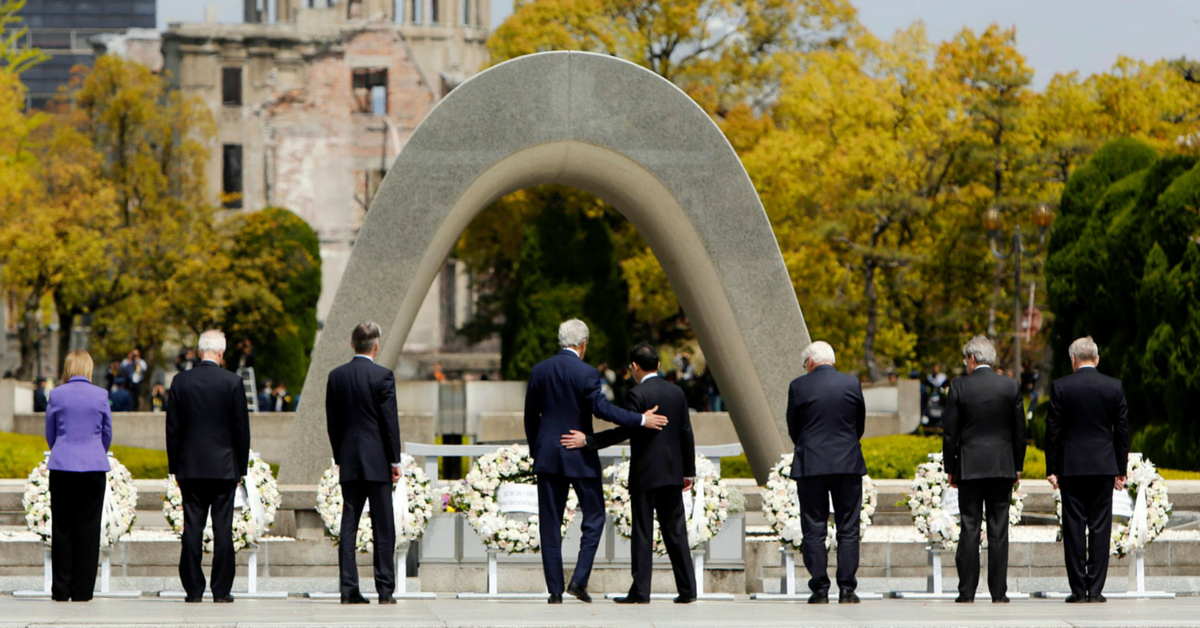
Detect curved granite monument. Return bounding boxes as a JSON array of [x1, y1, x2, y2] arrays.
[[281, 51, 811, 484]]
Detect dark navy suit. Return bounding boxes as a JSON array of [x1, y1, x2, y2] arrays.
[[524, 349, 644, 594]]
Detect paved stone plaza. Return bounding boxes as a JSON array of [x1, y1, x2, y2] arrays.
[[0, 596, 1198, 627]]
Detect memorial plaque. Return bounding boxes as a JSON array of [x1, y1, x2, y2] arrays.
[[942, 486, 960, 517], [497, 483, 539, 514], [1113, 489, 1134, 519]]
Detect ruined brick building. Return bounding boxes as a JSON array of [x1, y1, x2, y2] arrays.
[[162, 0, 494, 376]]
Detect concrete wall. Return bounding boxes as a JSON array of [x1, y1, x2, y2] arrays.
[[0, 379, 33, 433], [10, 412, 436, 467]]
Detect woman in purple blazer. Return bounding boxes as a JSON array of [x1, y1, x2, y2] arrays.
[[45, 350, 112, 602]]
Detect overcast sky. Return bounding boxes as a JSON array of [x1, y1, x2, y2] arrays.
[[158, 0, 1199, 89]]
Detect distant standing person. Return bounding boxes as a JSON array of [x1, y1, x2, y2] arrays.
[[942, 336, 1026, 603], [326, 322, 402, 605], [786, 341, 866, 604], [109, 378, 133, 412], [33, 378, 48, 413], [45, 350, 111, 602], [166, 330, 251, 603], [1046, 337, 1130, 604], [120, 349, 147, 408]]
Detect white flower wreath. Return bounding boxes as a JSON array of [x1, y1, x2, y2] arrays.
[[1052, 454, 1172, 558], [315, 454, 435, 553], [906, 453, 1024, 551], [451, 445, 577, 554], [163, 450, 281, 552], [603, 456, 730, 555], [23, 452, 138, 548], [761, 453, 876, 552]]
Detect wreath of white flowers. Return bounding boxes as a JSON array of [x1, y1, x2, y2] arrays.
[[603, 456, 730, 556], [906, 453, 1024, 552], [761, 453, 876, 552], [451, 445, 577, 554], [315, 454, 435, 553], [163, 450, 281, 553], [23, 452, 138, 548], [1052, 454, 1171, 558]]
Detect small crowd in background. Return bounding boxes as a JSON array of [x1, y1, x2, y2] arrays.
[[29, 337, 299, 414]]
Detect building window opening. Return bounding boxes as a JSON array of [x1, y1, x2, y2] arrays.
[[222, 144, 243, 209], [222, 67, 243, 105], [352, 69, 388, 115], [430, 0, 439, 24], [410, 0, 422, 23]]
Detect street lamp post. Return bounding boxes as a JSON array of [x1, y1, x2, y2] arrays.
[[983, 203, 1054, 381]]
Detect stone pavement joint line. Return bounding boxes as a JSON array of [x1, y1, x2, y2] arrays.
[[1, 597, 1200, 627]]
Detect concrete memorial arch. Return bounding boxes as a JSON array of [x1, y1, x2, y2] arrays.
[[280, 51, 811, 484]]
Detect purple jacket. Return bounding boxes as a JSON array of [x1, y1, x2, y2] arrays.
[[45, 376, 112, 473]]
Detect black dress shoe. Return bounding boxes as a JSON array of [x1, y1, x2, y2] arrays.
[[548, 593, 563, 604], [614, 595, 651, 604], [674, 595, 696, 604], [341, 594, 370, 605], [1089, 594, 1107, 603], [1065, 594, 1086, 604], [213, 595, 235, 604], [378, 595, 397, 604], [183, 596, 202, 604], [992, 596, 1010, 603], [807, 592, 829, 604], [954, 595, 973, 603], [839, 589, 860, 604], [567, 582, 592, 603]]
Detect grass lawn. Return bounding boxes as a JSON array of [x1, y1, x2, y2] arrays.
[[1, 431, 169, 479], [722, 434, 1194, 481]]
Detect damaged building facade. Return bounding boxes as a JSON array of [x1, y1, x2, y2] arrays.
[[162, 0, 494, 376]]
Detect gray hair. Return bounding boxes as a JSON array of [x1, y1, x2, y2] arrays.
[[558, 319, 589, 349], [352, 321, 382, 354], [801, 341, 836, 366], [198, 330, 226, 356], [962, 335, 996, 366], [1069, 336, 1099, 362]]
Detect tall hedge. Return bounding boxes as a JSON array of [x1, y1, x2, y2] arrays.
[[1046, 138, 1200, 468]]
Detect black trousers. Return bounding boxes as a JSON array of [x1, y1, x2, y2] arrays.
[[50, 470, 106, 602], [956, 477, 1013, 600], [537, 474, 604, 595], [1061, 475, 1114, 599], [796, 474, 861, 594], [627, 485, 696, 600], [339, 480, 395, 598], [179, 479, 238, 599]]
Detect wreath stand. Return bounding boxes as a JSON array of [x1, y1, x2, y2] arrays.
[[893, 547, 1030, 600], [159, 541, 287, 599], [14, 545, 142, 598], [751, 547, 882, 600], [308, 543, 436, 599], [1036, 547, 1174, 599], [456, 550, 547, 600]]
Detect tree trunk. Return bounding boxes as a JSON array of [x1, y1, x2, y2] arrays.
[[862, 260, 883, 382], [52, 297, 77, 380], [16, 293, 42, 381]]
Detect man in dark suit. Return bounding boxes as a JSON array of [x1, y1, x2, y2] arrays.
[[1046, 336, 1129, 604], [942, 335, 1026, 603], [326, 321, 402, 605], [524, 319, 668, 604], [786, 341, 866, 604], [165, 330, 251, 603], [561, 342, 697, 604]]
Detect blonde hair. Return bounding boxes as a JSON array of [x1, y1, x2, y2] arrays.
[[62, 350, 94, 381]]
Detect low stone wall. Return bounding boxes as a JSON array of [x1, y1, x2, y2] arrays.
[[10, 413, 436, 466]]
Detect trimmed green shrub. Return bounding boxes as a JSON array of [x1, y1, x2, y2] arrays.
[[0, 431, 171, 479]]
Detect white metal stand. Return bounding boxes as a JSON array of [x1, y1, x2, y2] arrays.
[[160, 543, 286, 599], [456, 551, 547, 600], [895, 547, 1028, 600], [1038, 549, 1174, 599], [606, 549, 737, 601], [13, 548, 52, 598], [307, 545, 436, 600], [95, 547, 141, 598], [751, 547, 881, 601]]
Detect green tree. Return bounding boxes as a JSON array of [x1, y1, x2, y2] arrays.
[[220, 207, 322, 396]]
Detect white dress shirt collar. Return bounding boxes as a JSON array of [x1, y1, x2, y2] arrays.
[[563, 347, 580, 358], [354, 354, 374, 363]]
